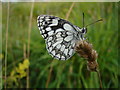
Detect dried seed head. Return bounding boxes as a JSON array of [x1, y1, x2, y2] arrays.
[[75, 40, 98, 71], [87, 60, 98, 72]]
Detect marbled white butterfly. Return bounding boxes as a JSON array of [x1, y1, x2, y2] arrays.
[[37, 15, 102, 60]]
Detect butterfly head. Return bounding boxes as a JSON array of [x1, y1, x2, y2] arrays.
[[76, 26, 87, 40], [75, 26, 87, 35], [81, 27, 87, 34]]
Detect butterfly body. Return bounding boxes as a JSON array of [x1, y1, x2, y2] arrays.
[[37, 15, 87, 60]]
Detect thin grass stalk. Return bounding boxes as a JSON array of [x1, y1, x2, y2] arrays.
[[27, 2, 34, 88], [68, 65, 73, 88], [45, 65, 53, 88], [23, 44, 27, 88], [65, 2, 75, 20], [24, 44, 27, 59], [0, 3, 2, 89], [96, 69, 102, 88], [4, 2, 10, 89]]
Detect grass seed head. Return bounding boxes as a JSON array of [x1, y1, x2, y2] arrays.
[[75, 40, 98, 71]]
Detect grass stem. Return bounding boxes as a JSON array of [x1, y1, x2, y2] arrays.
[[27, 2, 34, 88], [4, 2, 10, 89], [45, 65, 53, 88], [96, 69, 103, 88], [65, 2, 75, 20]]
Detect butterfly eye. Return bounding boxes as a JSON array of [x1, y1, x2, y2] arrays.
[[82, 28, 87, 34]]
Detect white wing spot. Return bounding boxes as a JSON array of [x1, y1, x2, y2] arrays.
[[39, 27, 41, 31], [42, 22, 45, 25], [40, 23, 42, 26], [64, 35, 73, 42], [41, 26, 43, 29], [48, 31, 54, 36], [48, 42, 51, 47], [61, 56, 65, 60], [71, 40, 76, 47], [45, 18, 50, 21], [37, 16, 40, 20], [69, 49, 73, 56], [63, 23, 72, 30], [46, 27, 51, 31], [48, 47, 52, 52], [40, 16, 44, 19], [40, 20, 43, 22], [53, 38, 63, 48], [56, 37, 63, 41], [38, 23, 40, 27], [47, 37, 53, 42], [51, 50, 56, 56], [44, 34, 47, 37], [61, 45, 65, 52], [56, 54, 60, 58], [67, 32, 72, 35], [41, 34, 44, 38], [64, 49, 68, 56], [55, 28, 64, 33], [46, 17, 50, 19], [39, 30, 42, 34], [56, 32, 62, 38], [56, 44, 61, 49], [42, 30, 45, 33], [49, 19, 58, 26]]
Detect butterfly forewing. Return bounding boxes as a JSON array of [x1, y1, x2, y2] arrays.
[[37, 15, 80, 60]]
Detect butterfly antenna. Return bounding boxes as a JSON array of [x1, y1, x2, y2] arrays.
[[83, 13, 85, 28], [85, 19, 103, 27]]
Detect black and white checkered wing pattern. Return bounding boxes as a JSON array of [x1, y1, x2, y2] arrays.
[[37, 15, 79, 60]]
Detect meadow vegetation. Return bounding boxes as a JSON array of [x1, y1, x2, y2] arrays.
[[2, 2, 118, 88]]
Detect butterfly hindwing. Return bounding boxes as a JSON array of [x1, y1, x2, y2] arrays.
[[46, 31, 77, 60], [37, 15, 80, 60]]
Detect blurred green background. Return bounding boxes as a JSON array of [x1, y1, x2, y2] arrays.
[[2, 2, 118, 88]]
